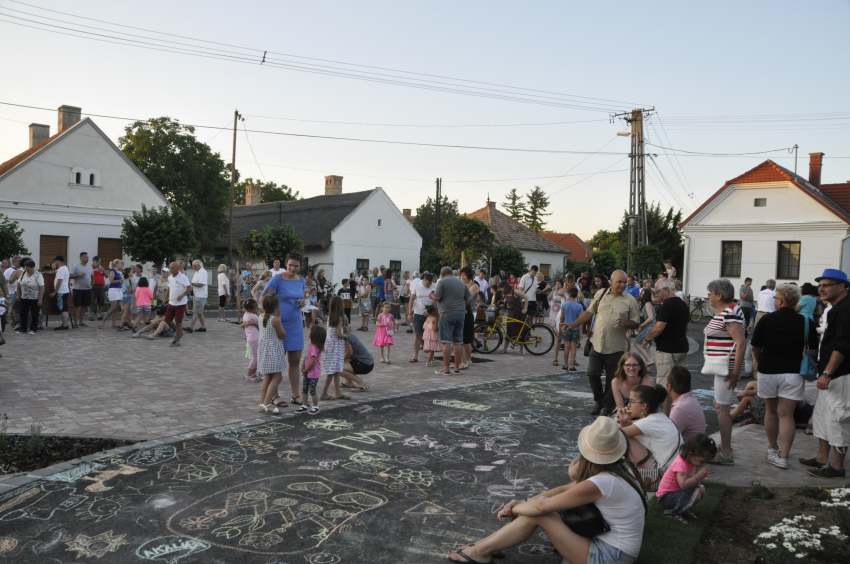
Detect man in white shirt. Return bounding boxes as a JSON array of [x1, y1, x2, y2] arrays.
[[164, 261, 192, 347], [50, 255, 72, 330], [269, 259, 284, 276], [476, 269, 489, 299], [187, 259, 209, 333], [408, 273, 435, 362], [406, 271, 422, 333], [755, 278, 777, 327], [519, 265, 539, 307], [4, 256, 20, 327]]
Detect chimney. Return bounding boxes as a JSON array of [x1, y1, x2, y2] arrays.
[[402, 209, 411, 218], [58, 105, 81, 133], [487, 198, 496, 211], [29, 124, 50, 148], [246, 184, 262, 206], [324, 175, 343, 196], [809, 152, 824, 188]]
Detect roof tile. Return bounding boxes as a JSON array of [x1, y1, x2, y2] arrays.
[[466, 202, 568, 254], [0, 130, 63, 178], [541, 233, 590, 260]]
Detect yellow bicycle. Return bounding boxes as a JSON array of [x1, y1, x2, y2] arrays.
[[472, 310, 556, 356]]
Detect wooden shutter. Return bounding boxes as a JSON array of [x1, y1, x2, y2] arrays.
[[97, 238, 123, 268], [39, 235, 68, 268]]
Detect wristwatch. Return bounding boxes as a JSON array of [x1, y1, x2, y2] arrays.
[[822, 371, 832, 379]]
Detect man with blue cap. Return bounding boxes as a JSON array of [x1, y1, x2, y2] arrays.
[[800, 268, 850, 478]]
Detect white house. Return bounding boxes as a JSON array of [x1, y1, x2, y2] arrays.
[[223, 177, 423, 284], [680, 153, 850, 297], [0, 105, 170, 266]]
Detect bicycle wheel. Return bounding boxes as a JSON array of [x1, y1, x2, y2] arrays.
[[472, 321, 503, 354], [689, 307, 704, 323], [523, 323, 556, 356]]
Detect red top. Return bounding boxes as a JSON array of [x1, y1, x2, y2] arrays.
[[92, 266, 106, 285]]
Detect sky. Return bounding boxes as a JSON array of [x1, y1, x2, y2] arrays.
[[1, 0, 848, 240]]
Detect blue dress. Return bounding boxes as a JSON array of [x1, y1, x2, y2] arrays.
[[263, 274, 306, 351]]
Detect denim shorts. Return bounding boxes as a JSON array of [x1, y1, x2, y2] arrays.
[[413, 313, 426, 335], [588, 538, 637, 564], [438, 312, 465, 345]]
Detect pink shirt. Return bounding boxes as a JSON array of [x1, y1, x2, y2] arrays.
[[243, 312, 259, 342], [135, 286, 153, 307], [656, 455, 695, 497], [305, 344, 321, 379], [669, 391, 706, 441]]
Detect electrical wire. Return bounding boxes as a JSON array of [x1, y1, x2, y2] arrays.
[[644, 142, 794, 156], [241, 120, 265, 182], [647, 118, 694, 203], [540, 137, 618, 189], [647, 155, 692, 213], [242, 115, 610, 128], [548, 157, 630, 198]]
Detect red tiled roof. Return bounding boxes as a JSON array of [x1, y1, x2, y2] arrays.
[[680, 160, 850, 227], [466, 202, 568, 254], [0, 130, 63, 178], [821, 182, 850, 212], [541, 233, 589, 260]]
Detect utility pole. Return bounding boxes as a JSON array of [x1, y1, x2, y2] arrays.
[[613, 108, 652, 273], [434, 178, 442, 247], [228, 110, 243, 264]]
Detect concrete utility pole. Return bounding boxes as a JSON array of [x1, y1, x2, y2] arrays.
[[228, 110, 243, 264], [613, 108, 652, 273]]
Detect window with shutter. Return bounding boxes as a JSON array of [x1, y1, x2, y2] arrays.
[[39, 235, 68, 268], [97, 238, 123, 269]]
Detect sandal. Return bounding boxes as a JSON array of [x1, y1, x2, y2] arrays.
[[409, 358, 418, 363], [806, 423, 814, 436], [448, 548, 491, 563], [552, 359, 559, 366], [334, 394, 352, 400], [290, 396, 303, 405], [666, 514, 689, 525], [269, 396, 287, 408], [320, 395, 334, 401], [354, 385, 369, 391]]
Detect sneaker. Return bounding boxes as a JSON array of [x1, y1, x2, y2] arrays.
[[53, 325, 69, 330], [14, 330, 22, 335], [132, 333, 141, 338], [183, 327, 194, 333], [766, 453, 788, 469], [116, 327, 125, 332], [170, 340, 180, 347], [196, 327, 206, 332], [799, 457, 826, 469], [28, 330, 36, 335], [767, 446, 780, 459], [309, 407, 320, 415], [146, 335, 155, 340], [434, 370, 459, 375], [708, 452, 734, 466], [590, 402, 603, 416], [807, 465, 846, 479], [406, 329, 413, 333], [569, 367, 579, 372], [88, 316, 95, 321], [296, 406, 309, 414], [561, 365, 569, 371]]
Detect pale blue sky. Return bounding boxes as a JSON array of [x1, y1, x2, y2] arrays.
[[1, 0, 848, 239]]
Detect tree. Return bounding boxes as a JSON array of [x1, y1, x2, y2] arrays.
[[0, 214, 29, 260], [617, 202, 684, 274], [487, 245, 528, 279], [502, 189, 526, 222], [119, 117, 232, 249], [236, 230, 268, 264], [235, 178, 299, 205], [630, 245, 665, 279], [420, 247, 446, 273], [120, 205, 199, 267], [263, 224, 304, 266], [413, 194, 459, 249], [441, 217, 496, 267], [524, 186, 552, 233], [591, 249, 624, 278]]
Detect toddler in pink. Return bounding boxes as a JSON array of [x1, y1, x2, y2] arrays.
[[656, 434, 716, 523], [240, 299, 261, 382], [132, 277, 154, 328]]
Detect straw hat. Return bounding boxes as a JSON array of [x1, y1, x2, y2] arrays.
[[578, 416, 627, 465]]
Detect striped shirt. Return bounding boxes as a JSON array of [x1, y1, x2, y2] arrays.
[[704, 305, 744, 370]]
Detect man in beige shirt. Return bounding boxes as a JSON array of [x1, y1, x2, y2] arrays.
[[565, 270, 641, 415]]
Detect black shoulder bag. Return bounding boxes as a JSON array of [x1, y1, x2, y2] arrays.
[[583, 287, 609, 357]]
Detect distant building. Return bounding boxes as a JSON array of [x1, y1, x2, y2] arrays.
[[0, 105, 169, 267], [223, 177, 423, 283], [465, 199, 569, 278], [680, 153, 850, 297], [541, 233, 593, 263]]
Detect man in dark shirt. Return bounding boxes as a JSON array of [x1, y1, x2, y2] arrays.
[[646, 278, 690, 414], [801, 268, 850, 478]]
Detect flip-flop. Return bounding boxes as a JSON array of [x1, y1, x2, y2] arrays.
[[448, 548, 491, 563], [290, 396, 303, 405], [354, 385, 369, 391], [334, 394, 352, 400], [320, 396, 334, 401], [459, 544, 504, 559]]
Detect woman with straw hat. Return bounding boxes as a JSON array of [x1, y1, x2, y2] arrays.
[[448, 417, 646, 564]]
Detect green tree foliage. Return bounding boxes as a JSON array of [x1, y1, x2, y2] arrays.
[[235, 178, 299, 205], [0, 214, 29, 260], [441, 217, 496, 267], [587, 229, 627, 255], [488, 245, 528, 279], [236, 230, 269, 264], [420, 247, 446, 273], [413, 195, 459, 249], [263, 224, 304, 266], [524, 186, 552, 233], [120, 205, 199, 267], [630, 245, 665, 278], [591, 249, 624, 277], [502, 188, 526, 222], [617, 202, 684, 274], [119, 117, 231, 249]]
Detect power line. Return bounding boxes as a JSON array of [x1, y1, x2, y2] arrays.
[[647, 118, 694, 203], [540, 137, 618, 188], [644, 142, 794, 156], [242, 114, 609, 128], [241, 120, 265, 182], [548, 157, 630, 198], [647, 156, 692, 213]]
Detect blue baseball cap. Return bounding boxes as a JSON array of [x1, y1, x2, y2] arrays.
[[815, 268, 850, 284]]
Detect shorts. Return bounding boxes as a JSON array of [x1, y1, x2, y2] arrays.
[[219, 295, 227, 307], [812, 375, 850, 447], [587, 538, 637, 564], [655, 351, 688, 388], [72, 289, 92, 307], [359, 299, 372, 315], [400, 296, 409, 304], [193, 297, 207, 313], [757, 372, 805, 401], [122, 294, 132, 304], [413, 313, 426, 335], [56, 293, 70, 312], [713, 376, 738, 406], [92, 285, 106, 306], [302, 376, 319, 396], [439, 312, 465, 345], [560, 328, 580, 342], [165, 304, 187, 324], [107, 288, 122, 302], [349, 359, 374, 375], [136, 305, 151, 313]]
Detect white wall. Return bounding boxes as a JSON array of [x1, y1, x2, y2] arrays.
[[521, 250, 568, 278]]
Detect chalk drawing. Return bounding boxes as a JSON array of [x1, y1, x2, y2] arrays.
[[401, 435, 441, 448], [128, 446, 178, 467], [0, 483, 87, 522], [136, 535, 211, 563], [324, 428, 403, 451], [307, 553, 340, 564], [288, 482, 333, 495], [297, 459, 342, 471], [76, 495, 133, 523], [82, 464, 145, 493], [42, 461, 106, 483], [0, 537, 17, 554], [214, 422, 294, 442], [65, 530, 128, 559], [432, 400, 491, 411], [386, 468, 438, 487], [277, 450, 302, 463], [443, 470, 476, 484], [304, 419, 354, 431], [443, 416, 525, 438], [158, 445, 245, 483], [404, 501, 455, 516], [474, 466, 496, 472], [394, 454, 429, 466], [353, 405, 374, 413]]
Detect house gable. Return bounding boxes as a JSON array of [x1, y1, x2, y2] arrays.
[[332, 188, 423, 252]]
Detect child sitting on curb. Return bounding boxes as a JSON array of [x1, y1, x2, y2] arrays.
[[656, 433, 716, 524]]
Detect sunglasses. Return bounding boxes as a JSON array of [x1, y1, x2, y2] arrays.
[[819, 282, 841, 288]]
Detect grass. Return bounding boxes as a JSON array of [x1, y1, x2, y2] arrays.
[[799, 485, 832, 501], [635, 483, 727, 564], [748, 481, 776, 500]]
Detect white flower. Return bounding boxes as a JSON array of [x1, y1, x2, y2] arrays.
[[765, 543, 776, 549]]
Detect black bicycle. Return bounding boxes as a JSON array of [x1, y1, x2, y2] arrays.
[[689, 297, 713, 323]]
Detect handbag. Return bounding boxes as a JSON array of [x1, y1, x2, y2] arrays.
[[639, 425, 682, 493], [801, 317, 818, 382], [582, 288, 609, 357], [560, 503, 611, 538], [385, 328, 394, 337], [155, 304, 167, 316], [702, 336, 735, 377]]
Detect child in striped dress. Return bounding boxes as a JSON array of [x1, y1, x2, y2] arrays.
[[257, 294, 287, 414], [319, 296, 349, 401]]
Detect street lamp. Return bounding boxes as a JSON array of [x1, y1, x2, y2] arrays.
[[616, 131, 631, 136]]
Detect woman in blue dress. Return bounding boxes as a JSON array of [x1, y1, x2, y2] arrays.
[[262, 250, 308, 406]]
